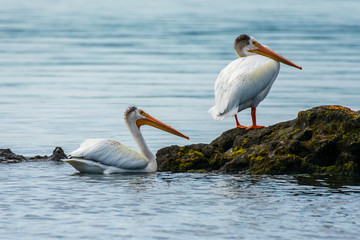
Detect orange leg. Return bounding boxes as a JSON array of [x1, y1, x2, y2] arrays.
[[234, 115, 247, 129], [246, 107, 265, 130]]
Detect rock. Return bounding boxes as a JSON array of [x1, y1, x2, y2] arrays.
[[45, 147, 67, 161], [0, 147, 67, 163], [156, 105, 360, 176], [0, 149, 25, 163]]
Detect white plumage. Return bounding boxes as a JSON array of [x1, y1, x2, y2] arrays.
[[209, 55, 280, 120], [63, 106, 189, 174], [69, 139, 149, 170], [209, 34, 302, 129]]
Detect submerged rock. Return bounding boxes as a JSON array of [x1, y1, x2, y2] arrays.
[[0, 147, 67, 163], [156, 106, 360, 176]]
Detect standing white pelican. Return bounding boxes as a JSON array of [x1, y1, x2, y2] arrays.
[[209, 34, 302, 129], [63, 106, 189, 174]]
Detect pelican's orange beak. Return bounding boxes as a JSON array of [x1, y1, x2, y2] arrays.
[[136, 113, 189, 140], [249, 44, 302, 70]]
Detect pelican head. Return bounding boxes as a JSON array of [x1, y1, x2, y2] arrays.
[[234, 34, 302, 70], [125, 106, 189, 139]]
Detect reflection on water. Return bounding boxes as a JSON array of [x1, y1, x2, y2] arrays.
[[74, 172, 160, 191], [296, 175, 360, 195], [1, 162, 360, 239]]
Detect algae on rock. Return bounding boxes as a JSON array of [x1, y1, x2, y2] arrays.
[[156, 106, 360, 176]]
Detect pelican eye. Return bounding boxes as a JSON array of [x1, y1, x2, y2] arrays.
[[139, 110, 146, 116], [252, 41, 257, 45]]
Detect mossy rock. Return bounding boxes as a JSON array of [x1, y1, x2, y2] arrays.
[[156, 105, 360, 176]]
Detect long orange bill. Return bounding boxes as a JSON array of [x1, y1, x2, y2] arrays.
[[249, 44, 302, 70], [136, 114, 189, 140]]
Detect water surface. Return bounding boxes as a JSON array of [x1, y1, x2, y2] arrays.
[[1, 0, 360, 239], [1, 162, 360, 240], [0, 0, 359, 155]]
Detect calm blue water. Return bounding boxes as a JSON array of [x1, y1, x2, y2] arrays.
[[1, 162, 360, 240], [1, 0, 360, 239]]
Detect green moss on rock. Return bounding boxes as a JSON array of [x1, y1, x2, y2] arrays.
[[156, 105, 360, 176]]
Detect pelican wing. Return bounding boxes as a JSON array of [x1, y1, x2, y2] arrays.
[[210, 55, 279, 120], [69, 139, 149, 170]]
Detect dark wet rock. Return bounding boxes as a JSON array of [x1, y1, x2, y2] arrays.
[[156, 105, 360, 176], [45, 147, 67, 161], [0, 149, 25, 163], [0, 147, 67, 163]]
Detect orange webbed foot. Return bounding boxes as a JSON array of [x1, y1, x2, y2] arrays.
[[236, 124, 247, 129], [246, 125, 265, 130]]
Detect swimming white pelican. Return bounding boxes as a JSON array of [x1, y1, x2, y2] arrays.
[[63, 106, 189, 174], [209, 34, 302, 129]]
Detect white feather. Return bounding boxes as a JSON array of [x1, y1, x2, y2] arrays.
[[209, 55, 280, 120], [69, 139, 149, 170]]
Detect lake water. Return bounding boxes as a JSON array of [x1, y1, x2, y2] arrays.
[[1, 0, 360, 239], [1, 162, 360, 240]]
